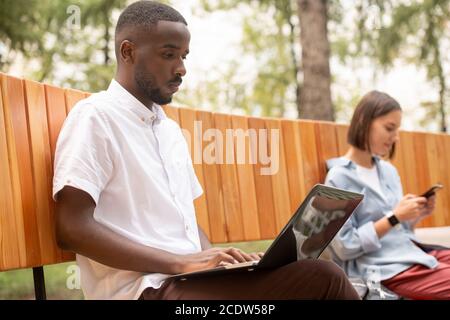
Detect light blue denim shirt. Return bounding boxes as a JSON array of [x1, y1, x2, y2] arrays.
[[325, 156, 438, 281]]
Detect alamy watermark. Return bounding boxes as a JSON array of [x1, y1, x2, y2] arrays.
[[66, 264, 81, 290], [66, 5, 81, 30], [180, 121, 280, 175]]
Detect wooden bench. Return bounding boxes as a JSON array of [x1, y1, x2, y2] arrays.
[[1, 72, 449, 299]]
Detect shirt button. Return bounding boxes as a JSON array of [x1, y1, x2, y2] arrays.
[[185, 225, 189, 231], [141, 117, 145, 122]]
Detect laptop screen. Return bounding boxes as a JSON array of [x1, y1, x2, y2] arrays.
[[293, 187, 362, 259], [258, 184, 363, 268]]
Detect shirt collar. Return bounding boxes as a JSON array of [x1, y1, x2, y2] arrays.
[[326, 157, 353, 170], [326, 155, 382, 171], [107, 79, 167, 125]]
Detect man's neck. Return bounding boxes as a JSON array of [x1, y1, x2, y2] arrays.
[[114, 75, 154, 111]]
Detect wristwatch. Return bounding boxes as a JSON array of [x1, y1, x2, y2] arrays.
[[386, 211, 400, 227]]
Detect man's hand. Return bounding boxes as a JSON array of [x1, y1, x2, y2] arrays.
[[177, 247, 264, 274]]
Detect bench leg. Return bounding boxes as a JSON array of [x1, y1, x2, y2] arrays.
[[32, 267, 47, 300]]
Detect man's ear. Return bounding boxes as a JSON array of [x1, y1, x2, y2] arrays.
[[120, 40, 136, 64]]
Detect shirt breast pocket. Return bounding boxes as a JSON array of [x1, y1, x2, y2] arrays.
[[169, 141, 191, 198]]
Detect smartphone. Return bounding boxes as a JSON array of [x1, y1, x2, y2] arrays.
[[420, 184, 443, 198]]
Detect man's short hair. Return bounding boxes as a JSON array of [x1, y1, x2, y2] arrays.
[[347, 90, 402, 159], [115, 1, 187, 57], [116, 1, 187, 34]]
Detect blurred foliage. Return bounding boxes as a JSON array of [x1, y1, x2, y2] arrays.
[[192, 0, 301, 117], [0, 0, 127, 91], [349, 0, 450, 132], [0, 0, 449, 129], [195, 0, 449, 129]]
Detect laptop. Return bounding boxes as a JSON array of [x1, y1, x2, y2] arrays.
[[170, 184, 363, 281]]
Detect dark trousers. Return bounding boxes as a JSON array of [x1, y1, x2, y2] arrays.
[[140, 260, 360, 300]]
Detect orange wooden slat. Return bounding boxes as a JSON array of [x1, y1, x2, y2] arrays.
[[442, 135, 450, 226], [425, 134, 447, 227], [400, 130, 432, 228], [214, 113, 245, 241], [399, 131, 417, 195], [412, 132, 432, 227], [335, 124, 349, 155], [315, 122, 340, 182], [0, 74, 26, 270], [281, 120, 307, 214], [24, 79, 60, 264], [1, 75, 38, 269], [230, 115, 260, 240], [45, 85, 75, 263], [413, 132, 431, 191], [265, 118, 292, 232], [178, 107, 210, 239], [247, 117, 277, 239], [298, 120, 321, 191], [64, 88, 86, 113], [390, 131, 407, 190], [44, 85, 67, 165], [196, 110, 228, 243]]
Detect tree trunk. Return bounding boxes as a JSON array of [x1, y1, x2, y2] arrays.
[[434, 41, 447, 133], [297, 0, 334, 120], [103, 9, 110, 65], [287, 11, 301, 113]]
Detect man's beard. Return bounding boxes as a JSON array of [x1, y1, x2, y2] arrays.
[[135, 69, 172, 105]]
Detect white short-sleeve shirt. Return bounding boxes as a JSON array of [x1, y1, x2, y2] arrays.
[[53, 79, 203, 300]]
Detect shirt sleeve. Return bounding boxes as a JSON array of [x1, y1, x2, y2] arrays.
[[52, 103, 114, 205], [326, 172, 382, 261]]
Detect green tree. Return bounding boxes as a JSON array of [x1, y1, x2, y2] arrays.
[[0, 0, 127, 91], [0, 0, 68, 75], [196, 0, 345, 120], [352, 0, 450, 132], [61, 0, 127, 92], [197, 0, 300, 117]]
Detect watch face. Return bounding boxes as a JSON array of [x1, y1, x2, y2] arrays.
[[388, 214, 399, 226]]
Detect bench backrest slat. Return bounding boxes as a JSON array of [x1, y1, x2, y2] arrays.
[[24, 79, 59, 265], [231, 115, 261, 240], [175, 106, 211, 239], [281, 120, 307, 214], [215, 113, 245, 242], [2, 75, 40, 269]]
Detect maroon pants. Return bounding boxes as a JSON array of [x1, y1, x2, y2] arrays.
[[140, 260, 360, 300], [382, 250, 450, 300]]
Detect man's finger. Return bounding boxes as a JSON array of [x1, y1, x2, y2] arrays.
[[249, 253, 261, 261], [225, 248, 247, 263], [216, 251, 238, 265]]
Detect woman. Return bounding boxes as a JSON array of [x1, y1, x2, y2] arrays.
[[325, 90, 450, 299]]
